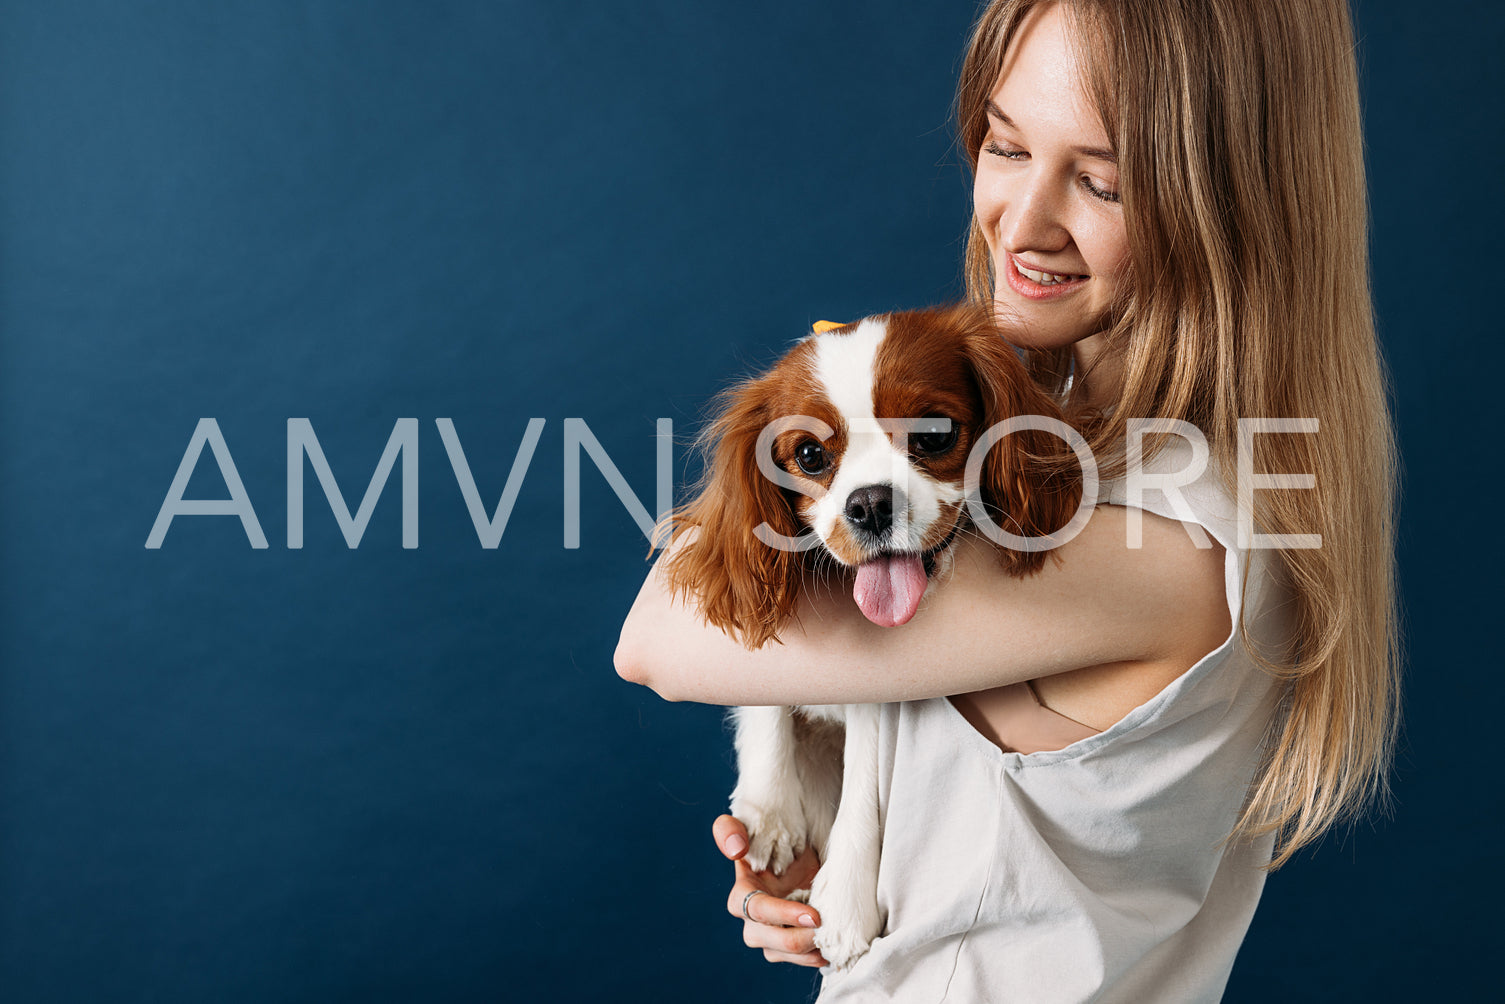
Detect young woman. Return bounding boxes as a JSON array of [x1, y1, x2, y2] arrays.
[[615, 0, 1398, 998]]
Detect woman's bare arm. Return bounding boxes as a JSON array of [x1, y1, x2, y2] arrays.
[[614, 505, 1231, 707]]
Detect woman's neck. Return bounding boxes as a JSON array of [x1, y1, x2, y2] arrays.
[[1071, 333, 1124, 411]]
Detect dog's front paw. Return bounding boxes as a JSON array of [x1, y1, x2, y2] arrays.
[[809, 870, 883, 971], [731, 799, 806, 876], [812, 914, 880, 972]]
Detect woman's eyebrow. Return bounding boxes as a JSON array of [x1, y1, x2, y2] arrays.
[[985, 100, 1117, 163]]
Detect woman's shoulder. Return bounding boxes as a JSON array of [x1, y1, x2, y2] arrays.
[[1097, 432, 1241, 552], [1020, 503, 1231, 732]]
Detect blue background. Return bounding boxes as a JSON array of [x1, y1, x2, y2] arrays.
[[1, 0, 1498, 1000]]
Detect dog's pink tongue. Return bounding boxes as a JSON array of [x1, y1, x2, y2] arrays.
[[853, 554, 928, 627]]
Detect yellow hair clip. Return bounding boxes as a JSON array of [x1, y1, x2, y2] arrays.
[[812, 319, 846, 333]]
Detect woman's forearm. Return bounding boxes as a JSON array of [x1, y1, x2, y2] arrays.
[[614, 549, 910, 704], [614, 506, 1230, 707]]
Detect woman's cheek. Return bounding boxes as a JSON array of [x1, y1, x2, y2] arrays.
[[973, 166, 1004, 239]]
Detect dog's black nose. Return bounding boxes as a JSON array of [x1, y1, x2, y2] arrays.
[[844, 485, 894, 539]]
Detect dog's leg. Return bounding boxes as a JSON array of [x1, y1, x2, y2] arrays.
[[730, 705, 808, 876], [792, 708, 845, 865], [809, 703, 885, 970]]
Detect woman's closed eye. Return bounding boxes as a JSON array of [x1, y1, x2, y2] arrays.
[[982, 140, 1121, 205], [1080, 176, 1120, 204], [983, 139, 1025, 160]]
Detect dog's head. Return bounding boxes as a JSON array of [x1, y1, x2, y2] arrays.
[[660, 304, 1084, 649]]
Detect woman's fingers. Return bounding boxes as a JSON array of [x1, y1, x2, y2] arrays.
[[739, 914, 821, 954], [771, 844, 822, 897], [713, 814, 820, 893], [727, 860, 823, 929], [716, 815, 828, 967], [739, 903, 829, 967], [713, 814, 749, 860], [762, 948, 829, 968]]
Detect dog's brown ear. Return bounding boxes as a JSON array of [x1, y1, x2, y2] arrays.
[[657, 375, 808, 649], [963, 326, 1086, 577]]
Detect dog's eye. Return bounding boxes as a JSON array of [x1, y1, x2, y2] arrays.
[[794, 440, 828, 476], [912, 419, 957, 455]]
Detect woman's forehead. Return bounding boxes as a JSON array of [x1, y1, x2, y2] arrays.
[[996, 3, 1081, 94], [989, 9, 1111, 151]]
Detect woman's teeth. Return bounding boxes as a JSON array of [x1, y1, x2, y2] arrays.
[[1018, 264, 1084, 285]]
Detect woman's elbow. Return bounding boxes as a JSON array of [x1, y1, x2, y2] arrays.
[[613, 628, 648, 685], [613, 631, 679, 701]]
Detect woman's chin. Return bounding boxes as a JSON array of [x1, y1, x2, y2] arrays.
[[990, 291, 1109, 352]]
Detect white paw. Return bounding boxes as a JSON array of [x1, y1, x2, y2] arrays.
[[808, 869, 883, 970], [812, 913, 879, 972], [731, 798, 806, 876]]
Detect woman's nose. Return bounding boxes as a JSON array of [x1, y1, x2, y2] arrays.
[[999, 174, 1068, 254]]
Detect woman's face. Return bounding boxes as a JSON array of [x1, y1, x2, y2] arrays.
[[974, 3, 1129, 355]]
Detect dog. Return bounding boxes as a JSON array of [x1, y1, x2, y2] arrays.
[[658, 303, 1085, 969]]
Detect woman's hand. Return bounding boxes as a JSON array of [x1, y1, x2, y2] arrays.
[[713, 815, 829, 968]]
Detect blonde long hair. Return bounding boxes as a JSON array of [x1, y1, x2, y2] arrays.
[[956, 0, 1399, 868]]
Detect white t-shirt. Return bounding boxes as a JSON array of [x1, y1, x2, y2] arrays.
[[816, 439, 1292, 1003]]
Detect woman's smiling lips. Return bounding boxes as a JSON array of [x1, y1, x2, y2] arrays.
[[1004, 252, 1090, 300]]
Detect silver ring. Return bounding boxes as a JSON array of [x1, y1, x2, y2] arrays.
[[741, 888, 766, 921]]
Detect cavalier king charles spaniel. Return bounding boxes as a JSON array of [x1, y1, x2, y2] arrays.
[[658, 303, 1085, 969]]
